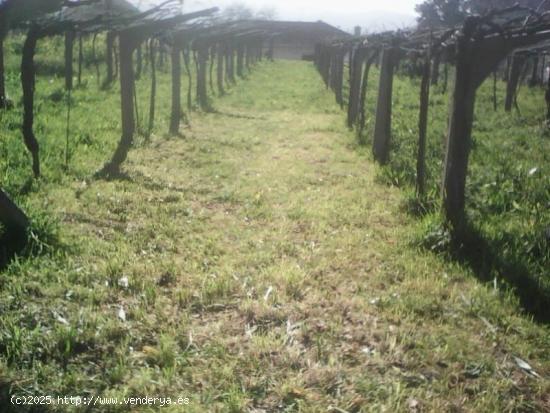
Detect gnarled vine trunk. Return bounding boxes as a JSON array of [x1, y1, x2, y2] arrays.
[[105, 31, 115, 86], [196, 46, 209, 110], [169, 41, 182, 134], [21, 29, 40, 178], [102, 33, 135, 174], [148, 38, 156, 135], [217, 42, 225, 95]]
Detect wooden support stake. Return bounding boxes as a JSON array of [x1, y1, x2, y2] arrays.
[[416, 52, 431, 197], [169, 41, 182, 135], [217, 42, 225, 95], [347, 47, 365, 129], [236, 43, 244, 77], [102, 33, 136, 174], [21, 29, 40, 178], [148, 38, 156, 136], [105, 31, 115, 86], [182, 47, 193, 111], [196, 47, 209, 110], [209, 45, 216, 94], [372, 47, 398, 164], [92, 33, 100, 86], [442, 39, 478, 233], [334, 48, 345, 107], [357, 49, 379, 138]]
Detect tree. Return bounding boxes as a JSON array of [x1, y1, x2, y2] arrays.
[[256, 6, 277, 21], [221, 2, 254, 21], [416, 0, 550, 29], [219, 2, 277, 21], [415, 0, 466, 29]]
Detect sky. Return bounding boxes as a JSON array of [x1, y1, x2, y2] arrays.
[[133, 0, 422, 32]]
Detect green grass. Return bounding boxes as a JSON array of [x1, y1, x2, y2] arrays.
[[1, 35, 549, 412], [355, 64, 549, 320]]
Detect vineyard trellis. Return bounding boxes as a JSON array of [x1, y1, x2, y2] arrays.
[[315, 4, 550, 236], [0, 0, 285, 259]]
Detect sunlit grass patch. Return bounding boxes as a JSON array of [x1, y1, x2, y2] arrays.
[[0, 48, 548, 412]]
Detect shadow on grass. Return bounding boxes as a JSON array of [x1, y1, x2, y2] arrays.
[[421, 221, 550, 324], [403, 195, 439, 218], [0, 379, 52, 413], [208, 108, 265, 120], [92, 168, 187, 194]]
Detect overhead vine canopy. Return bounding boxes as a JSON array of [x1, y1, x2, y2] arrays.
[[31, 0, 138, 32], [0, 0, 101, 32], [315, 4, 550, 234]]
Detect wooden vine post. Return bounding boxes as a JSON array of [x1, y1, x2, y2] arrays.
[[416, 49, 432, 197], [328, 47, 336, 92], [217, 42, 225, 95], [196, 45, 209, 110], [148, 38, 156, 135], [226, 41, 235, 83], [209, 45, 216, 94], [105, 31, 115, 86], [236, 41, 244, 77], [169, 37, 182, 135], [335, 47, 345, 107], [347, 46, 365, 128], [372, 46, 400, 164], [103, 31, 137, 173], [182, 46, 193, 110], [318, 45, 331, 88], [21, 28, 41, 177], [357, 48, 380, 137]]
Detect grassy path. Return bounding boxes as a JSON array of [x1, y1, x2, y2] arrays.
[[1, 61, 549, 412]]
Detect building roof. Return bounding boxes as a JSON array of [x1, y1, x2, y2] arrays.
[[240, 19, 349, 37], [238, 20, 350, 43]]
